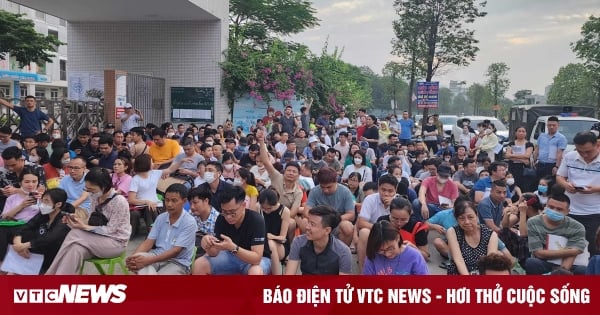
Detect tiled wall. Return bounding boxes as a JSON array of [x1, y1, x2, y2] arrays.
[[67, 20, 229, 125]]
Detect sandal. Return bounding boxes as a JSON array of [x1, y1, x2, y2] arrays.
[[438, 261, 448, 269]]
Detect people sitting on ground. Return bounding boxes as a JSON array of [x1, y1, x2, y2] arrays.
[[46, 167, 131, 275], [477, 252, 513, 275], [192, 186, 271, 275], [446, 200, 499, 275], [362, 220, 428, 275], [126, 184, 197, 275], [285, 205, 352, 275], [259, 188, 290, 275]]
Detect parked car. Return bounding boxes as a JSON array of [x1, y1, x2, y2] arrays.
[[439, 115, 459, 141], [451, 116, 509, 145], [530, 116, 600, 152]]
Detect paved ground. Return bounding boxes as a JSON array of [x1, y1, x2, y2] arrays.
[[81, 229, 447, 275]]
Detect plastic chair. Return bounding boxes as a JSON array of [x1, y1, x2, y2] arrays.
[[79, 251, 129, 275]]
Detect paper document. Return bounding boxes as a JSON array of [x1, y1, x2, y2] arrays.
[[438, 196, 452, 206], [0, 245, 44, 275], [546, 234, 589, 266]]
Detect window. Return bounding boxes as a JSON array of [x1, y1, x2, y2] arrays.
[[50, 89, 59, 100], [59, 60, 67, 81], [35, 89, 46, 99], [35, 11, 45, 21], [48, 29, 59, 51], [0, 86, 10, 98], [20, 86, 28, 98]]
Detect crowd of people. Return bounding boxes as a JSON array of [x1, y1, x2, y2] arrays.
[[0, 95, 599, 276]]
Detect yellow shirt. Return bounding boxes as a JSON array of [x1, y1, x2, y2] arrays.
[[148, 139, 180, 163]]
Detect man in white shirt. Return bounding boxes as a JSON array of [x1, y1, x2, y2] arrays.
[[334, 132, 350, 162], [120, 103, 144, 133], [355, 175, 398, 271], [556, 131, 600, 256], [335, 110, 351, 139], [274, 131, 289, 158]]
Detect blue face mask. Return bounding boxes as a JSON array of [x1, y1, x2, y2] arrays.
[[544, 208, 565, 222], [538, 185, 548, 194]]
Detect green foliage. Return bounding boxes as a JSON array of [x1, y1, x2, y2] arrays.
[[485, 62, 510, 105], [0, 10, 64, 67], [571, 15, 600, 116], [547, 63, 596, 106], [229, 0, 319, 46], [393, 0, 487, 127], [468, 83, 492, 115], [514, 89, 532, 102]]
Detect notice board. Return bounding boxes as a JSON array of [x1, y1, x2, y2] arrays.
[[170, 87, 214, 123]]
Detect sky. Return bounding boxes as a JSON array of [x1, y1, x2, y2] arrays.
[[286, 0, 600, 98]]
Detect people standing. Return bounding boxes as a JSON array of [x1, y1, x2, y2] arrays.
[[0, 96, 54, 137], [119, 103, 144, 133]]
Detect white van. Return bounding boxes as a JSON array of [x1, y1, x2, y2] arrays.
[[530, 116, 600, 152]]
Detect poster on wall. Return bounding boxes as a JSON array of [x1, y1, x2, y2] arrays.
[[67, 71, 104, 101], [232, 94, 304, 133], [170, 87, 214, 123]]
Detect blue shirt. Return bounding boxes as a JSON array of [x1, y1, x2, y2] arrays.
[[477, 197, 504, 227], [58, 175, 91, 212], [398, 118, 414, 140], [537, 132, 567, 164], [473, 177, 513, 199], [427, 209, 457, 229], [148, 211, 197, 268], [13, 106, 49, 137], [98, 150, 118, 169]]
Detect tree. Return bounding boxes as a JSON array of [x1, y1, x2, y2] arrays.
[[451, 93, 470, 115], [0, 10, 64, 67], [485, 62, 511, 117], [468, 83, 490, 115], [571, 15, 600, 117], [229, 0, 319, 46], [514, 89, 532, 104], [382, 61, 404, 115], [393, 0, 487, 133], [438, 87, 454, 114], [547, 63, 596, 106]]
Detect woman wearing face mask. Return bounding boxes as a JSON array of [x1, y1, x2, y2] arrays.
[[28, 147, 49, 165], [46, 168, 132, 275], [505, 172, 522, 204], [505, 126, 534, 192], [344, 143, 372, 168], [378, 121, 391, 145], [43, 147, 71, 189], [234, 168, 258, 211], [342, 151, 372, 183], [0, 169, 43, 267], [220, 152, 239, 183], [362, 220, 429, 275], [478, 123, 499, 163], [250, 160, 271, 189], [534, 176, 553, 207], [7, 188, 74, 274]]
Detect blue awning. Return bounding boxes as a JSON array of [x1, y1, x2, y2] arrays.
[[0, 70, 48, 82]]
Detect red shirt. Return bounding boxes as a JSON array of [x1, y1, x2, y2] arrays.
[[420, 176, 459, 205], [356, 125, 366, 140]]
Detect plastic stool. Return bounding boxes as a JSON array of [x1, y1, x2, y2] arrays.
[[79, 251, 129, 275]]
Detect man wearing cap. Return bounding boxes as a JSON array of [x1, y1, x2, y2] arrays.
[[104, 123, 115, 135], [120, 103, 144, 133], [415, 165, 459, 221]]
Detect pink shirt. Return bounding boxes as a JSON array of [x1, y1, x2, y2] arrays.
[[421, 176, 459, 205], [112, 173, 132, 198], [3, 192, 40, 222]]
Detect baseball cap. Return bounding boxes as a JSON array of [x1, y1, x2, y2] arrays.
[[437, 165, 452, 178], [308, 136, 319, 143], [124, 103, 133, 109], [360, 141, 369, 149]]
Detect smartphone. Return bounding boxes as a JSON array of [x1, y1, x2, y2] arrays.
[[575, 186, 585, 190]]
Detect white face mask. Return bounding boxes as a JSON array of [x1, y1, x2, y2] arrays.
[[204, 172, 216, 183], [39, 203, 54, 215], [506, 178, 515, 186], [205, 141, 214, 146], [61, 159, 70, 166], [52, 133, 61, 139], [29, 155, 39, 163], [224, 164, 234, 170], [90, 191, 102, 201], [354, 158, 363, 165], [167, 132, 175, 137], [233, 178, 242, 186]]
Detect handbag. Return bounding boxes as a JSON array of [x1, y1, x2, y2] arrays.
[[523, 153, 536, 177], [87, 195, 114, 226]]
